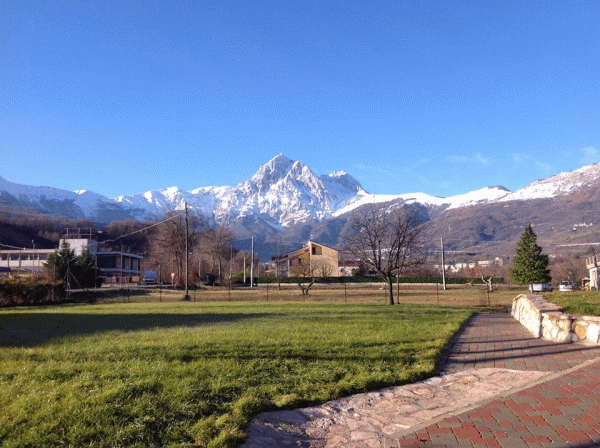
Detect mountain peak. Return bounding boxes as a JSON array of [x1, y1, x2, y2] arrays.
[[250, 154, 297, 191]]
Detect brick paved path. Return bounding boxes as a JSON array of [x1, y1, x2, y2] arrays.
[[441, 313, 600, 373], [398, 313, 600, 447]]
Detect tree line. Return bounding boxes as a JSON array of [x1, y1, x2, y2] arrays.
[[0, 208, 592, 306]]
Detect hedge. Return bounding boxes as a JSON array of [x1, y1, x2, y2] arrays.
[[0, 278, 66, 307]]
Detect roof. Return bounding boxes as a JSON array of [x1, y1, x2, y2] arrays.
[[277, 240, 339, 260]]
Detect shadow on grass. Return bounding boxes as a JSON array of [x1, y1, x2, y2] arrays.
[[69, 288, 153, 303], [0, 312, 268, 347]]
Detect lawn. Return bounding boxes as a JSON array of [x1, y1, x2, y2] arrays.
[[79, 282, 526, 309], [0, 301, 474, 448], [547, 290, 600, 316]]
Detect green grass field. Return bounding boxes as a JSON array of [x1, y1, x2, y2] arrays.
[[547, 290, 600, 316], [0, 299, 476, 448]]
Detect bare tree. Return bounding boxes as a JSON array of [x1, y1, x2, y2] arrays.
[[550, 254, 587, 290], [198, 224, 234, 284], [341, 205, 425, 305], [269, 236, 286, 289], [149, 211, 207, 287], [481, 273, 494, 292], [291, 258, 334, 296]]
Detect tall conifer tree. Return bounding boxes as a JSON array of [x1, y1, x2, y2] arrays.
[[510, 224, 551, 289]]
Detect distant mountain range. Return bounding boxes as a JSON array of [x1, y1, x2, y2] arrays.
[[3, 154, 600, 259]]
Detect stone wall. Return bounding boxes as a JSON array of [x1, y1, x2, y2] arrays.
[[511, 294, 600, 344]]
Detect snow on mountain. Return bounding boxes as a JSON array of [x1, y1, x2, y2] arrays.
[[501, 163, 600, 202], [3, 159, 600, 226], [114, 185, 232, 221], [445, 186, 511, 209], [333, 186, 511, 217], [214, 154, 366, 226], [0, 174, 117, 218], [109, 154, 366, 226]]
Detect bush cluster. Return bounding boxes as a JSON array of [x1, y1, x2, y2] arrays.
[[0, 278, 66, 307]]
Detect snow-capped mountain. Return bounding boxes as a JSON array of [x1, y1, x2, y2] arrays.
[[0, 155, 367, 226], [110, 154, 367, 226], [499, 164, 600, 202], [114, 185, 233, 222], [213, 154, 365, 226], [3, 156, 600, 231], [0, 174, 127, 220], [333, 185, 512, 217]]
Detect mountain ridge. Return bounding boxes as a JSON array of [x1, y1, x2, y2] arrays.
[[3, 157, 600, 260], [3, 156, 600, 225]]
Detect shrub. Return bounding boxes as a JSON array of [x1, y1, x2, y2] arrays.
[[0, 278, 65, 307]]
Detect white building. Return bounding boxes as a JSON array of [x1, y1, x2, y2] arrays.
[[60, 237, 142, 284], [0, 248, 55, 275], [587, 256, 600, 289], [0, 236, 142, 283]]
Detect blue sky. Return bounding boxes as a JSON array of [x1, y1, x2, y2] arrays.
[[1, 0, 599, 198]]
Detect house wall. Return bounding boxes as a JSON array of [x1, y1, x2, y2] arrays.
[[97, 251, 142, 283], [590, 267, 599, 289], [277, 241, 340, 278], [308, 241, 339, 277], [59, 238, 98, 256]]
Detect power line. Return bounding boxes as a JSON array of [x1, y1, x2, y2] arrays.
[[0, 243, 29, 250], [103, 213, 185, 243]]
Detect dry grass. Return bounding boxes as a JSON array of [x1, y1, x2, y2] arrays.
[[92, 283, 528, 309]]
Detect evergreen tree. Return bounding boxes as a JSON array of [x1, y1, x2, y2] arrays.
[[510, 224, 551, 288], [45, 240, 76, 286], [72, 247, 102, 288], [44, 242, 101, 289]]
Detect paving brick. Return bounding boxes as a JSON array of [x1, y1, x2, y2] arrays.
[[475, 438, 502, 448], [525, 424, 564, 442], [497, 437, 530, 448], [519, 415, 550, 426], [428, 432, 459, 445], [428, 424, 453, 435], [453, 426, 482, 440], [395, 314, 600, 448], [556, 429, 593, 443]]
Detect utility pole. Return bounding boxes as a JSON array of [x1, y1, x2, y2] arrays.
[[441, 237, 447, 291], [250, 236, 255, 288], [120, 240, 123, 289], [184, 202, 190, 300]]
